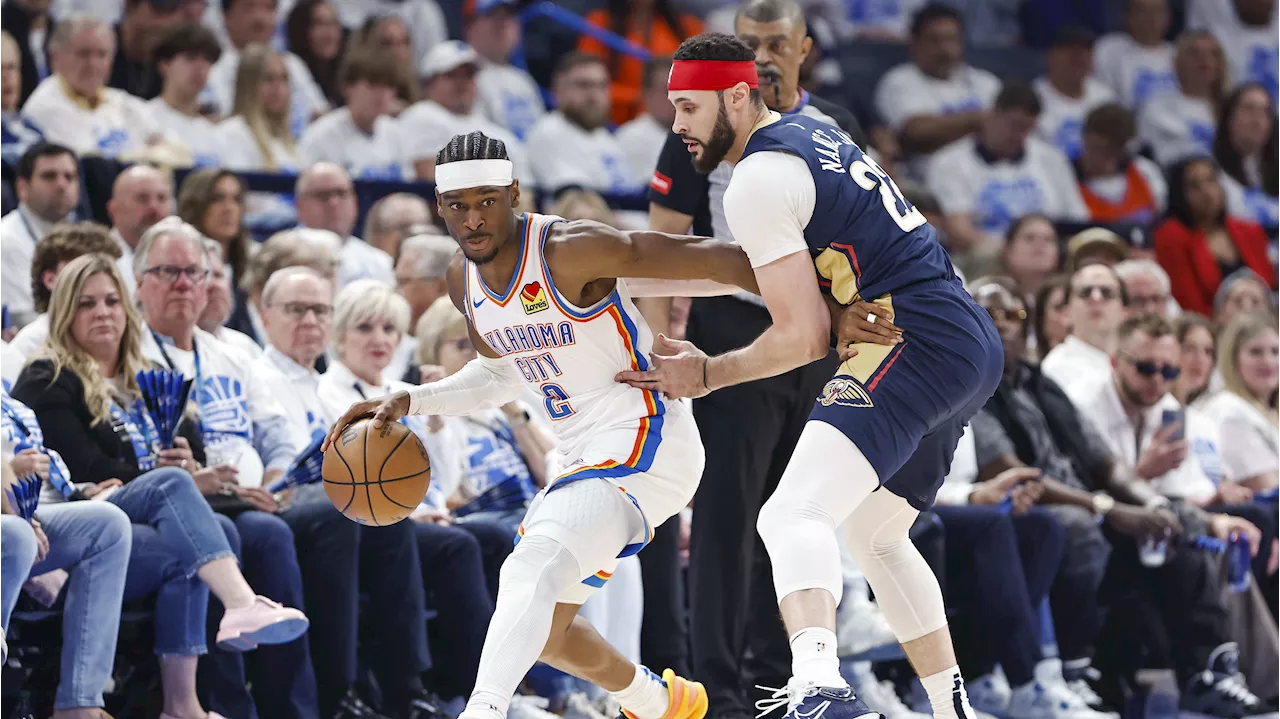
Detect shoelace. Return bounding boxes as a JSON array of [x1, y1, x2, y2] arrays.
[[1065, 678, 1105, 707], [755, 683, 817, 718], [1212, 674, 1260, 706]]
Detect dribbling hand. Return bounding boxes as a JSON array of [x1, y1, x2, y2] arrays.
[[322, 391, 411, 452]]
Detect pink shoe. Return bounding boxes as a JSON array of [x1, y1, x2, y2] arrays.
[[215, 595, 309, 651]]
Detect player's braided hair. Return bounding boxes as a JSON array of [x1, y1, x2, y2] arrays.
[[436, 131, 509, 166]]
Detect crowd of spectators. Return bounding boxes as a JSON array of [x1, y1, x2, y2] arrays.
[[0, 0, 1276, 718]]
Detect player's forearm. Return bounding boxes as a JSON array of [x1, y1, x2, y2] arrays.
[[706, 322, 828, 391], [406, 356, 525, 416], [900, 112, 985, 154], [626, 278, 745, 298], [627, 232, 760, 293]]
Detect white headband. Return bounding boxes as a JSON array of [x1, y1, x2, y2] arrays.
[[435, 159, 515, 193]]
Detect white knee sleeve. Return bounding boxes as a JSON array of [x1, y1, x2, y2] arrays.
[[844, 489, 948, 642], [757, 421, 881, 605]]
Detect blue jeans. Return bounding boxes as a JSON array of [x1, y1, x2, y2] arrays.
[[1, 515, 38, 631], [20, 502, 132, 710], [198, 510, 318, 719], [124, 522, 209, 656], [108, 467, 235, 575]]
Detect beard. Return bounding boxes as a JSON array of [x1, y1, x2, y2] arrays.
[[562, 102, 608, 132], [688, 100, 736, 174]]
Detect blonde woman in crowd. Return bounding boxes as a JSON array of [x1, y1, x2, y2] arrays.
[[1202, 311, 1279, 491], [217, 43, 301, 173]]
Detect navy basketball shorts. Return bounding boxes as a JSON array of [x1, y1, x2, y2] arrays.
[[809, 279, 1004, 511]]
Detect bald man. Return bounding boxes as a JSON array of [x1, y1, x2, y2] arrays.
[[363, 192, 435, 258], [106, 163, 174, 292], [295, 162, 395, 288]]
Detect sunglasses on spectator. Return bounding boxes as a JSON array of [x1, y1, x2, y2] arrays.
[[144, 265, 209, 284], [1124, 355, 1181, 380], [277, 302, 333, 320], [1074, 285, 1118, 302]]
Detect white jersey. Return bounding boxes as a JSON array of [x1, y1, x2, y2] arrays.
[[463, 212, 702, 603], [464, 212, 661, 456]]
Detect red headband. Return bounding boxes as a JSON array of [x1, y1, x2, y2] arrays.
[[667, 60, 759, 91]]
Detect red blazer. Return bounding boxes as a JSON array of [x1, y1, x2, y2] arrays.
[[1152, 216, 1278, 316]]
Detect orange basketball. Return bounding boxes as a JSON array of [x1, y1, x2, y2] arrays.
[[322, 418, 432, 526]]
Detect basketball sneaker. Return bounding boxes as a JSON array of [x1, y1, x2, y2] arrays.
[[755, 679, 883, 719], [620, 669, 709, 719], [1179, 643, 1270, 719], [848, 663, 929, 719], [215, 595, 310, 651]]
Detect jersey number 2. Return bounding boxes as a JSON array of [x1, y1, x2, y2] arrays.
[[850, 156, 927, 232], [541, 383, 575, 420]]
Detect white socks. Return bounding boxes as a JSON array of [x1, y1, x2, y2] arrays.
[[919, 666, 976, 719], [611, 664, 670, 719], [789, 628, 848, 689]]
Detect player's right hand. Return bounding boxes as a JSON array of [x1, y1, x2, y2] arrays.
[[322, 391, 411, 452], [835, 301, 903, 361]]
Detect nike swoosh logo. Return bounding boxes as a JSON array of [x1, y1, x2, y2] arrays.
[[472, 297, 486, 308]]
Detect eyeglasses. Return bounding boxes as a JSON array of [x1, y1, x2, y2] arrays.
[[1130, 294, 1168, 308], [1124, 355, 1181, 380], [277, 302, 333, 320], [144, 265, 209, 284], [1075, 285, 1118, 302]]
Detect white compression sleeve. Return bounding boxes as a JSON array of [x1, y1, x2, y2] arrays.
[[406, 355, 525, 416]]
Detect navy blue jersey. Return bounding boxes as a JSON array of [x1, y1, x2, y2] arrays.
[[739, 114, 960, 303]]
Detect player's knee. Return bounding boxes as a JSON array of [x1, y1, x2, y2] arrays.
[[757, 490, 834, 550], [498, 534, 581, 605]]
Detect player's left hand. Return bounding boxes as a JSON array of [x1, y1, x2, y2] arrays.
[[615, 334, 712, 399], [835, 302, 903, 362]]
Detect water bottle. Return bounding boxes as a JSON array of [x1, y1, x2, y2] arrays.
[[1138, 537, 1168, 567], [1227, 533, 1252, 592]]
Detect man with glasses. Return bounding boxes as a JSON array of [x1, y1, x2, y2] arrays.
[[253, 265, 440, 719], [1041, 263, 1129, 405], [1114, 259, 1175, 318], [969, 285, 1268, 717], [295, 162, 395, 289]]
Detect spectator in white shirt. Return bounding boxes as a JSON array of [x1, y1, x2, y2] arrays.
[[230, 226, 340, 346], [176, 167, 253, 288], [253, 266, 335, 448], [204, 0, 329, 139], [926, 80, 1088, 270], [1042, 263, 1129, 405], [1202, 311, 1279, 490], [1214, 83, 1279, 229], [21, 15, 165, 158], [0, 143, 78, 327], [465, 0, 545, 141], [873, 3, 1000, 168], [1139, 31, 1227, 167], [1075, 103, 1167, 224], [363, 192, 434, 257], [106, 163, 174, 294], [147, 21, 223, 167], [1073, 314, 1254, 509], [10, 222, 123, 359], [616, 56, 675, 187], [295, 162, 395, 287], [527, 52, 638, 194], [216, 43, 301, 173], [1187, 0, 1279, 100], [1093, 0, 1177, 110], [1115, 258, 1177, 318], [1033, 26, 1115, 160], [394, 233, 457, 380], [198, 237, 262, 358], [299, 48, 407, 180], [349, 14, 417, 110]]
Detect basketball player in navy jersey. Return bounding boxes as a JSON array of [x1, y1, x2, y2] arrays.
[[617, 34, 1004, 719]]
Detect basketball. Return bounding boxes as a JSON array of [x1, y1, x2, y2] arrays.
[[322, 418, 432, 526]]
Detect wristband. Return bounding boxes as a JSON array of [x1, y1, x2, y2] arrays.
[[702, 357, 711, 391]]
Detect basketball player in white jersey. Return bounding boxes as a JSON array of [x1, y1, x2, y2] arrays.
[[324, 130, 763, 719]]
